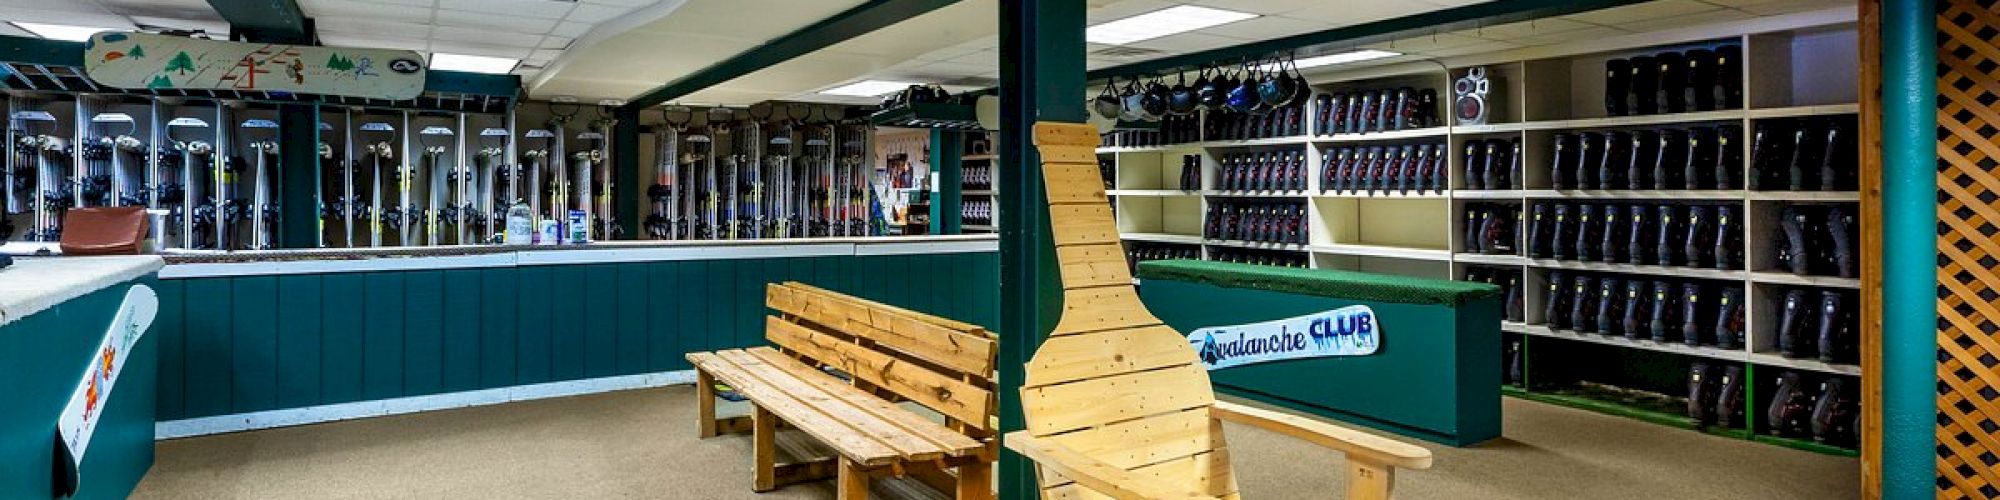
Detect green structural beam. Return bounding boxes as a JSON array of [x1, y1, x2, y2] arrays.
[[0, 34, 84, 68], [930, 130, 962, 234], [1879, 0, 1936, 497], [997, 0, 1085, 498], [277, 104, 321, 248], [619, 0, 959, 111], [424, 71, 524, 101], [1086, 0, 1648, 81], [208, 0, 314, 44], [613, 107, 641, 239]]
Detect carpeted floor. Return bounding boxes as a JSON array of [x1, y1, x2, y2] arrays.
[[131, 385, 1858, 499]]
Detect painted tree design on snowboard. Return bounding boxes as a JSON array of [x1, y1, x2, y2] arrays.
[[165, 51, 195, 75]]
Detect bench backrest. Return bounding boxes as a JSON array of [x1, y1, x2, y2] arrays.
[[1019, 122, 1237, 499], [764, 281, 998, 432]]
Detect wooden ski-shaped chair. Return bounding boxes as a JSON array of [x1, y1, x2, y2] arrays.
[[1003, 122, 1433, 500]]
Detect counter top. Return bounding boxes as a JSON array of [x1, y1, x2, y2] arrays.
[[0, 255, 164, 328], [159, 234, 998, 279]]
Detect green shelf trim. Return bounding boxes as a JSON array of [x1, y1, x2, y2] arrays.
[[1136, 259, 1498, 306], [1750, 435, 1861, 457], [1504, 388, 1750, 441]]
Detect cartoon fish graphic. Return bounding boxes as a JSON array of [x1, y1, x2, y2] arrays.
[[102, 51, 126, 62]]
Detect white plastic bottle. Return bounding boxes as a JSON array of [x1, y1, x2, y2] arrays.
[[504, 202, 532, 245]]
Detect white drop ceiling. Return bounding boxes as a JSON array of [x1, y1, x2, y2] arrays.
[[0, 0, 1854, 104]]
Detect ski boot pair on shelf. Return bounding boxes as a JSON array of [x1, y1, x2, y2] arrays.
[[1766, 371, 1859, 446], [1549, 125, 1743, 190], [1686, 362, 1745, 429], [1541, 271, 1743, 348], [1605, 45, 1742, 116], [1320, 143, 1447, 195], [1317, 87, 1438, 135], [1775, 205, 1858, 278], [1527, 202, 1741, 269], [1460, 138, 1521, 190], [1463, 266, 1525, 322], [1748, 117, 1858, 191], [1774, 288, 1857, 362], [1463, 204, 1520, 255]]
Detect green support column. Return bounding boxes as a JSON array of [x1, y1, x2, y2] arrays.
[[997, 1, 1086, 498], [613, 107, 642, 240], [277, 104, 320, 248], [931, 130, 962, 234], [1880, 0, 1937, 497]]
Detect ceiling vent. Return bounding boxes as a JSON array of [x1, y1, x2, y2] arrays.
[[1091, 46, 1166, 58]]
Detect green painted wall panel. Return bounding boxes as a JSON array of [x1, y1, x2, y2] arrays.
[[182, 279, 234, 417], [154, 279, 186, 420], [158, 251, 1000, 420], [320, 273, 367, 404], [231, 276, 280, 412], [479, 267, 519, 389], [362, 272, 406, 400], [584, 264, 618, 378], [441, 269, 483, 393], [275, 275, 324, 408], [403, 271, 446, 397], [0, 280, 158, 500], [515, 266, 553, 384]]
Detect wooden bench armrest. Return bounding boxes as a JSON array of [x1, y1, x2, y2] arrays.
[[1002, 432, 1221, 500], [1210, 401, 1433, 470]]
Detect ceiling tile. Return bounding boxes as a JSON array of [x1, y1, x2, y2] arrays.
[[1503, 25, 1627, 48], [1127, 32, 1246, 52], [434, 9, 559, 33], [1281, 2, 1443, 28], [1361, 31, 1489, 53], [431, 25, 543, 47], [1197, 15, 1326, 41], [1610, 7, 1754, 34], [550, 21, 593, 38], [1725, 0, 1851, 16], [1451, 17, 1599, 41], [318, 33, 429, 52], [310, 17, 433, 36], [427, 40, 532, 59], [1183, 0, 1323, 16], [539, 36, 573, 49], [1082, 0, 1177, 23], [436, 0, 573, 19], [531, 49, 563, 60], [1563, 0, 1722, 26], [300, 0, 433, 21], [563, 3, 632, 24], [583, 0, 657, 6]]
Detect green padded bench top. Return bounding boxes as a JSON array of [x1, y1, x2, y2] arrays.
[[1135, 259, 1500, 307]]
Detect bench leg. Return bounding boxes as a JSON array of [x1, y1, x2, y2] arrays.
[[837, 458, 870, 500], [1346, 460, 1395, 500], [753, 405, 778, 492], [955, 460, 993, 500], [697, 370, 718, 438]]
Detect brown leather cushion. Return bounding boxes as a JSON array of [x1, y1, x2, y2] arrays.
[[59, 207, 149, 256]]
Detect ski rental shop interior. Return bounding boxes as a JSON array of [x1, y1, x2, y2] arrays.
[[0, 0, 1986, 499]]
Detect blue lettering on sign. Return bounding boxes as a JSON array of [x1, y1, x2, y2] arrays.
[[1187, 305, 1380, 370]]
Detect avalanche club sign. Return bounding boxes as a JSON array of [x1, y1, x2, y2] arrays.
[[55, 284, 158, 481], [83, 31, 426, 100], [1187, 305, 1381, 370]]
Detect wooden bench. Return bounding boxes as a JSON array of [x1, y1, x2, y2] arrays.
[[687, 281, 998, 500], [1004, 122, 1433, 500]]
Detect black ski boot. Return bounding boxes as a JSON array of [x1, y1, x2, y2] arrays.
[[1606, 59, 1632, 116], [1655, 204, 1684, 266], [1506, 338, 1525, 386], [1780, 205, 1811, 275], [1828, 206, 1856, 278], [1505, 273, 1525, 322], [1631, 55, 1660, 115], [1715, 287, 1745, 350], [1464, 207, 1487, 254], [1627, 204, 1654, 265], [1551, 133, 1576, 190], [1778, 288, 1812, 358], [1768, 371, 1812, 437], [1462, 141, 1486, 191], [1684, 48, 1716, 111], [1527, 203, 1551, 259], [1657, 52, 1688, 113], [1688, 361, 1715, 427], [1715, 125, 1743, 189], [1650, 280, 1680, 342], [1715, 205, 1743, 270], [1683, 205, 1715, 268], [1818, 290, 1853, 363], [1623, 279, 1652, 340], [1653, 128, 1688, 190], [1681, 282, 1710, 347], [1685, 126, 1718, 189], [1811, 377, 1856, 446], [1602, 130, 1632, 190], [1597, 277, 1625, 336], [1818, 120, 1854, 191], [1748, 122, 1789, 190], [1482, 140, 1507, 190], [1628, 129, 1659, 190], [1545, 271, 1572, 330], [1785, 122, 1823, 191], [1717, 365, 1745, 429], [1571, 275, 1599, 333], [1575, 204, 1601, 261], [1601, 203, 1627, 263], [1552, 203, 1575, 260], [1577, 132, 1604, 189]]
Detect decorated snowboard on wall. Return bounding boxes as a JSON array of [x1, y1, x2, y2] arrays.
[[83, 31, 426, 100]]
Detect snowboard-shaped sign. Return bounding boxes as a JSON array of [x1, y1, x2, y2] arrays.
[[1186, 305, 1382, 370], [84, 31, 426, 100]]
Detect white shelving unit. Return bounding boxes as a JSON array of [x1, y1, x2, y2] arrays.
[[1102, 19, 1866, 386]]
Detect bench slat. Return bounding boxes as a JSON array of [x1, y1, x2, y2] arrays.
[[687, 351, 902, 465], [1024, 363, 1214, 436], [770, 283, 997, 376], [1050, 286, 1162, 337], [785, 281, 988, 335], [1025, 325, 1199, 388], [744, 347, 983, 455], [766, 316, 996, 429], [713, 349, 950, 461]]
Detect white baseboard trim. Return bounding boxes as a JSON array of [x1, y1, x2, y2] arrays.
[[155, 370, 697, 440]]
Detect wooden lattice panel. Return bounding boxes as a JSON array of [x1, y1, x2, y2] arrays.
[[1936, 2, 2000, 497]]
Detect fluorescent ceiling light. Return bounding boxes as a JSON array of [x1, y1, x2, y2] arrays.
[[819, 80, 917, 97], [11, 22, 118, 42], [1086, 5, 1258, 45], [1279, 49, 1403, 70], [429, 53, 519, 74]]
